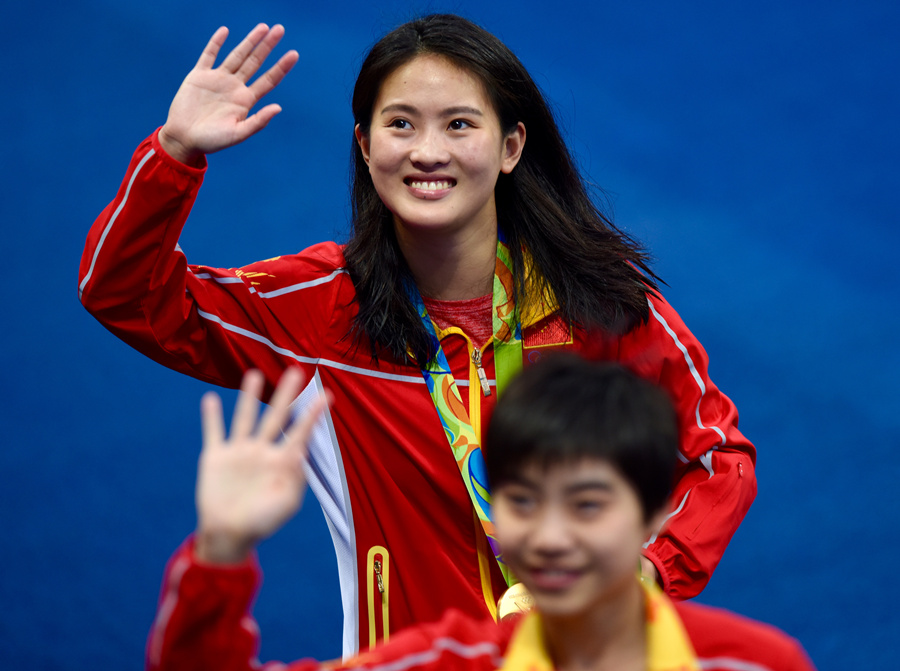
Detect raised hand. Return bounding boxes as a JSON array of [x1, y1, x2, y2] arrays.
[[194, 368, 329, 564], [158, 24, 300, 165]]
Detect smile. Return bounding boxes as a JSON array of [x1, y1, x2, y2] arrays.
[[529, 567, 582, 591], [406, 179, 455, 191]]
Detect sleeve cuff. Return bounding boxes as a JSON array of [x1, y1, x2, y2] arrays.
[[641, 548, 671, 594], [151, 127, 208, 175], [180, 534, 259, 574]]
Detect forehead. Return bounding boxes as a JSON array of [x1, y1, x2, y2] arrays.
[[508, 457, 630, 493], [375, 54, 493, 112]]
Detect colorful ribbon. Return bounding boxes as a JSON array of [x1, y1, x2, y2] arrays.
[[407, 235, 523, 585]]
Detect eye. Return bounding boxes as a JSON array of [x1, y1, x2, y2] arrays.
[[388, 118, 412, 130], [498, 487, 537, 514], [448, 119, 472, 131], [510, 494, 535, 510], [572, 498, 606, 517]]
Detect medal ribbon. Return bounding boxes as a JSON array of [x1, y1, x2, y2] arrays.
[[491, 237, 523, 395], [407, 235, 523, 586]]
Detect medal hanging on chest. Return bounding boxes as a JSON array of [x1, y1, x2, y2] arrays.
[[407, 235, 523, 587]]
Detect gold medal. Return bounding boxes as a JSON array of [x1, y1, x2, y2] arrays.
[[497, 582, 534, 620]]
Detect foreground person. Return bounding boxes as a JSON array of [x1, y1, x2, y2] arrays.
[[147, 358, 811, 671]]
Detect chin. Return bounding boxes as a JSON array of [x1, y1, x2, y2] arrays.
[[525, 579, 588, 616], [531, 574, 637, 620], [393, 214, 466, 236], [531, 594, 593, 620]]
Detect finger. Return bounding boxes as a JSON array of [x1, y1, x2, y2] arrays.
[[196, 26, 229, 70], [283, 390, 332, 456], [219, 23, 270, 75], [231, 369, 265, 439], [248, 49, 300, 101], [257, 367, 304, 441], [200, 391, 225, 448], [232, 104, 283, 143], [235, 24, 287, 83]]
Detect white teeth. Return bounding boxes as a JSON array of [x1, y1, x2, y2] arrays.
[[537, 569, 575, 577], [410, 180, 452, 190]]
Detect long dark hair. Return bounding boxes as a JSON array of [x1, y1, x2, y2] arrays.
[[343, 14, 660, 367]]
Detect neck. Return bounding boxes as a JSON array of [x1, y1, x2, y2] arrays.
[[396, 223, 497, 301], [541, 580, 646, 671]]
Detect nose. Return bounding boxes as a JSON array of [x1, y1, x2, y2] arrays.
[[409, 127, 450, 168], [529, 507, 574, 556]]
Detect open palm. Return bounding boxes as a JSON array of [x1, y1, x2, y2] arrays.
[[195, 368, 328, 564], [159, 23, 299, 164]]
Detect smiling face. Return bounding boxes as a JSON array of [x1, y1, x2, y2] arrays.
[[355, 54, 525, 241], [493, 458, 665, 620]]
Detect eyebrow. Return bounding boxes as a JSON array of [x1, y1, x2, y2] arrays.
[[379, 103, 484, 117], [503, 476, 614, 494], [565, 482, 614, 495]]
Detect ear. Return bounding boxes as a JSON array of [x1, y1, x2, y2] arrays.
[[354, 124, 371, 165], [500, 122, 526, 174]]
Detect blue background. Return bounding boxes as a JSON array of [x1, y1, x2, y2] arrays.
[[2, 1, 897, 668]]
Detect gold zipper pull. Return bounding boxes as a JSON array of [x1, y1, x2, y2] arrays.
[[374, 559, 385, 594], [471, 350, 492, 397]]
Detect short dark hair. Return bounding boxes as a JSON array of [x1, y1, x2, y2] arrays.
[[485, 354, 678, 520]]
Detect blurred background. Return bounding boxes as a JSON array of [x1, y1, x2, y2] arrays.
[[2, 1, 897, 668]]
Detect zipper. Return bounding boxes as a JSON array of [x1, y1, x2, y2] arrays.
[[467, 340, 498, 621], [467, 339, 489, 459], [374, 559, 385, 595], [471, 348, 491, 397], [366, 546, 390, 648]]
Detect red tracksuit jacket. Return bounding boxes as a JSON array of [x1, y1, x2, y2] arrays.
[[80, 130, 757, 656], [146, 541, 814, 671]]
